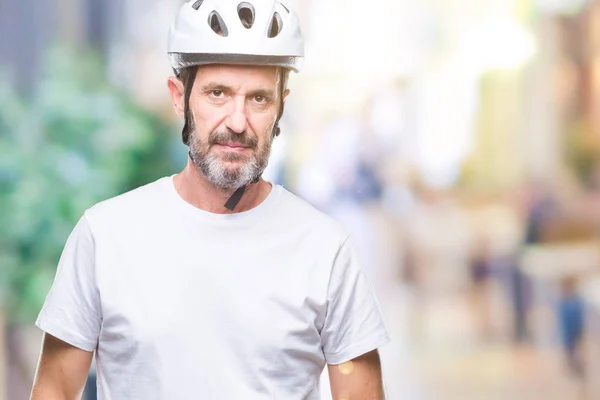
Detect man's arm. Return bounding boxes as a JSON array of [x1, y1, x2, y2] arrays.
[[328, 350, 385, 400], [30, 333, 94, 400]]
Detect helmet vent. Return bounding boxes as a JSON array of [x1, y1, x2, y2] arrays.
[[208, 11, 229, 37], [267, 12, 282, 38], [192, 0, 204, 10], [237, 3, 255, 29]]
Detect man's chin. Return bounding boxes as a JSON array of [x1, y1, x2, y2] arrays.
[[214, 177, 252, 191], [220, 154, 251, 164], [219, 162, 249, 175], [209, 167, 253, 189], [193, 153, 262, 188]]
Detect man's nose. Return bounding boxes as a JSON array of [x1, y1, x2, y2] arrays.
[[224, 97, 248, 134]]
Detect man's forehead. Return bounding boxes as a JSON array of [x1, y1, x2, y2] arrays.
[[196, 64, 279, 88]]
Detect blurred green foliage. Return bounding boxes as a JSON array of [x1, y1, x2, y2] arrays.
[[0, 45, 183, 324]]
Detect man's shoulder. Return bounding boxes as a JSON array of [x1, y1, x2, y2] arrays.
[[277, 186, 348, 240], [84, 176, 169, 223]]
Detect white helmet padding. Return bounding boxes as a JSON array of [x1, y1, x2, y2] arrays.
[[168, 0, 305, 73]]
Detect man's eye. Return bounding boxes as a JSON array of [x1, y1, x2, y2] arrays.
[[254, 95, 266, 103], [211, 90, 224, 97]]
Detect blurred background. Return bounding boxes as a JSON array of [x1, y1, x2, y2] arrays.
[[2, 0, 600, 398]]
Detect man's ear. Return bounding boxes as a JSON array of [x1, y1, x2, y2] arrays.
[[167, 76, 185, 119], [282, 88, 290, 102]]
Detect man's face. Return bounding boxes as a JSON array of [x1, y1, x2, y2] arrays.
[[184, 64, 284, 190]]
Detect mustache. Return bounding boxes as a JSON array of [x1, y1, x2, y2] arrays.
[[208, 129, 258, 148]]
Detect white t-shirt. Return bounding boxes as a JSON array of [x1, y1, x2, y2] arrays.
[[36, 176, 390, 400]]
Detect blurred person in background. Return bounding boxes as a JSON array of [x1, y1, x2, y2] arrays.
[[28, 1, 390, 399], [468, 236, 495, 340], [556, 276, 585, 378], [301, 116, 384, 285], [511, 181, 556, 343]]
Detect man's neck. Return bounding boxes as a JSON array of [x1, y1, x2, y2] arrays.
[[173, 159, 271, 214]]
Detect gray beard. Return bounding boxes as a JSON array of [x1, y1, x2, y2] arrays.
[[189, 132, 273, 190]]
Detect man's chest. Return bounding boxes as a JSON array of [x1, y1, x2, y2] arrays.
[[95, 241, 330, 370]]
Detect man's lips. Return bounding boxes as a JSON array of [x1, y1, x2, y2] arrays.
[[214, 142, 251, 151]]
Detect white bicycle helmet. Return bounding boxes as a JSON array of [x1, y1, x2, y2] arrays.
[[168, 0, 305, 74]]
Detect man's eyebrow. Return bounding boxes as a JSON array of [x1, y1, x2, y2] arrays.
[[198, 83, 276, 99], [199, 82, 234, 92], [248, 89, 276, 99]]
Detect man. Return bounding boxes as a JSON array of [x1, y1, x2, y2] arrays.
[[30, 1, 390, 399]]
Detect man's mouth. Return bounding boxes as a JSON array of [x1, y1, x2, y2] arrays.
[[215, 142, 251, 151]]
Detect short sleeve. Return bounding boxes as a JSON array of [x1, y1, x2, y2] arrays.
[[35, 214, 101, 352], [320, 236, 391, 365]]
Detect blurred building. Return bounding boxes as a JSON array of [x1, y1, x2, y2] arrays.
[[0, 0, 120, 93]]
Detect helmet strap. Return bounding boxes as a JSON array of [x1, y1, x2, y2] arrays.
[[181, 67, 199, 146]]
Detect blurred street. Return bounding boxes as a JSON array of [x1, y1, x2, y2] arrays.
[[3, 0, 600, 399]]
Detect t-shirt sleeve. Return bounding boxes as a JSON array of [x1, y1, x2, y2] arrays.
[[35, 214, 101, 352], [320, 236, 391, 365]]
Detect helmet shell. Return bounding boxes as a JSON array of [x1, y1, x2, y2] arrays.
[[168, 0, 304, 72]]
